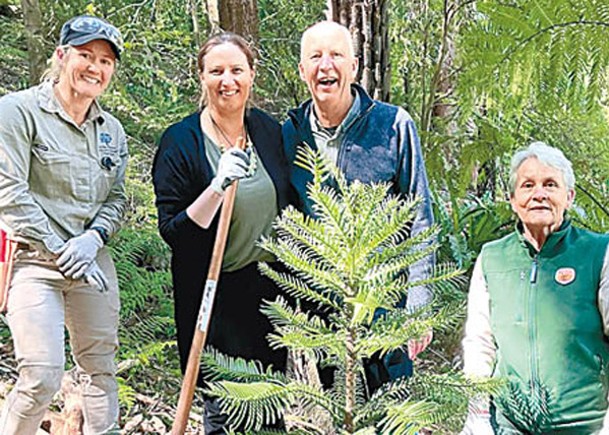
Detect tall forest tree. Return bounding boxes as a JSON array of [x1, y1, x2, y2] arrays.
[[205, 0, 259, 43], [20, 0, 45, 85], [327, 0, 390, 101]]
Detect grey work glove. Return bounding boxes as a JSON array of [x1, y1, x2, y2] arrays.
[[210, 148, 251, 195], [82, 261, 109, 293], [56, 230, 103, 279]]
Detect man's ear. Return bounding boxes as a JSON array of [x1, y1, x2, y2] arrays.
[[350, 57, 359, 82], [298, 62, 306, 82], [56, 47, 66, 60]]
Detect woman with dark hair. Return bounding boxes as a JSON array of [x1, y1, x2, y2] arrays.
[[0, 15, 127, 434], [152, 32, 290, 433]]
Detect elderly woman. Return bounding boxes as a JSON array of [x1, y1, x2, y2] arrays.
[[460, 142, 609, 434], [0, 15, 127, 434], [151, 32, 290, 433]]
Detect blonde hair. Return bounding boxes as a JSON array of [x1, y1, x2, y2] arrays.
[[39, 45, 71, 83]]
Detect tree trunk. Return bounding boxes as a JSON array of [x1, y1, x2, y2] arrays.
[[20, 0, 45, 85], [327, 0, 390, 102], [217, 0, 259, 44], [343, 327, 356, 433], [205, 0, 221, 34], [189, 0, 202, 48], [425, 0, 460, 133]]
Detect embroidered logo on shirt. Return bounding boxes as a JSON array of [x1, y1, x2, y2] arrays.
[[555, 267, 576, 285], [100, 132, 112, 145]]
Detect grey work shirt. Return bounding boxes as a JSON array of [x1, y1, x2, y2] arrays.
[[309, 91, 361, 165], [0, 80, 128, 255]]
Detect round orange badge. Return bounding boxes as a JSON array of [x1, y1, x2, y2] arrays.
[[555, 267, 576, 285]]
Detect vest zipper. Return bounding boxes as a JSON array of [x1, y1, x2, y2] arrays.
[[530, 257, 538, 283], [529, 256, 539, 398]]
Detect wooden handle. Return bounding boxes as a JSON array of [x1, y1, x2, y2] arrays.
[[172, 137, 247, 434]]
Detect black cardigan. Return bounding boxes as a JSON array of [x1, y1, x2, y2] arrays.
[[152, 108, 291, 294]]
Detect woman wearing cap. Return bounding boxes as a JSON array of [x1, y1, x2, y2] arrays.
[[152, 32, 290, 433], [0, 15, 127, 434]]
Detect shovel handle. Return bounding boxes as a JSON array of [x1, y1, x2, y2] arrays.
[[172, 136, 247, 434]]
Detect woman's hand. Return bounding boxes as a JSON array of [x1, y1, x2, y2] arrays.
[[210, 148, 251, 195], [83, 261, 109, 293], [56, 230, 103, 279]]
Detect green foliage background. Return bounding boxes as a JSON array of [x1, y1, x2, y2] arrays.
[[1, 0, 609, 431]]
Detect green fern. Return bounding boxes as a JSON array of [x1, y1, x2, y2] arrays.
[[495, 380, 552, 432]]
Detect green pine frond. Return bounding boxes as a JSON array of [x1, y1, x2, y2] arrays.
[[408, 371, 504, 405], [201, 348, 287, 384], [405, 262, 465, 290], [260, 236, 349, 297], [272, 207, 345, 269], [345, 287, 392, 327], [208, 381, 291, 432], [261, 297, 343, 358], [364, 241, 440, 287], [258, 262, 341, 310], [368, 225, 439, 270], [294, 143, 333, 187], [358, 312, 436, 357], [307, 184, 352, 244], [207, 379, 342, 433], [379, 400, 439, 435]]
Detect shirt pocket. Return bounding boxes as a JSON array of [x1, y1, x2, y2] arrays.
[[95, 147, 123, 201], [30, 147, 74, 200]]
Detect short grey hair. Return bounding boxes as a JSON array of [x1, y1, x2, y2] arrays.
[[509, 141, 575, 194]]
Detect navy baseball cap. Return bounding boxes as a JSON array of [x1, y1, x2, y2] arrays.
[[60, 15, 123, 60]]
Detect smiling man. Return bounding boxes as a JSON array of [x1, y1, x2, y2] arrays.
[[282, 20, 435, 393], [460, 142, 609, 434]]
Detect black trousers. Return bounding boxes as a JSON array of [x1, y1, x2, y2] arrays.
[[173, 261, 287, 433]]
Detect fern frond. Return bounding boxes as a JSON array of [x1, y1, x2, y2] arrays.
[[207, 379, 342, 433], [379, 400, 441, 435], [201, 349, 287, 384], [208, 381, 291, 431]]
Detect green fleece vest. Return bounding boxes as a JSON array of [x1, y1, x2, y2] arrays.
[[482, 221, 609, 434]]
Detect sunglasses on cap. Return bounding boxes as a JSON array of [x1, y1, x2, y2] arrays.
[[60, 16, 124, 60]]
